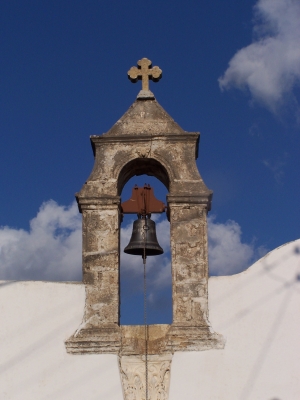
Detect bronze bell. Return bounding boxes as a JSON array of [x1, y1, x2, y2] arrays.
[[124, 216, 163, 257]]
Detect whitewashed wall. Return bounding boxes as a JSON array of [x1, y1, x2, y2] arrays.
[[0, 239, 299, 400], [171, 239, 300, 400]]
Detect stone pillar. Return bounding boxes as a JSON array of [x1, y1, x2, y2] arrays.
[[165, 198, 223, 351], [169, 201, 209, 327], [65, 197, 121, 354]]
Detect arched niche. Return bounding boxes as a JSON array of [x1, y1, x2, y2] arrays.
[[119, 173, 171, 326], [66, 96, 224, 355], [117, 158, 170, 195], [118, 160, 171, 326]]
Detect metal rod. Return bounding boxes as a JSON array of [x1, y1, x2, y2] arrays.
[[143, 217, 148, 400]]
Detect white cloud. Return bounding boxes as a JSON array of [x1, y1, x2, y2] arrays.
[[0, 200, 82, 281], [219, 0, 300, 113], [0, 201, 267, 286], [207, 215, 266, 275], [0, 202, 269, 324]]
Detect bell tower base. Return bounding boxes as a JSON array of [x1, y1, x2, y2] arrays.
[[65, 324, 224, 355]]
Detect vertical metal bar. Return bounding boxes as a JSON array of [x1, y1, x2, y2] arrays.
[[143, 217, 148, 400]]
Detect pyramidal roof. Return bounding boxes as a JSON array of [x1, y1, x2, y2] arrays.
[[103, 93, 186, 136]]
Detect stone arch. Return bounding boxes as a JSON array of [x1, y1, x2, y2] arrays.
[[117, 157, 170, 195]]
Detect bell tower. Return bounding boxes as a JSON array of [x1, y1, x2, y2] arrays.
[[65, 58, 223, 357]]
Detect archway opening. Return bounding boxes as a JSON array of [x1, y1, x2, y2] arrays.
[[120, 174, 172, 325], [117, 158, 170, 196]]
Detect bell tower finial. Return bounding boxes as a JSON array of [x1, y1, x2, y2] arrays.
[[128, 58, 162, 98]]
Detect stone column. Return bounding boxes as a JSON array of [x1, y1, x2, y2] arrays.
[[65, 197, 121, 354], [169, 201, 209, 327], [165, 198, 224, 351]]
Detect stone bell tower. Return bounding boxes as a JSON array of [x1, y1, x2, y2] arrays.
[[65, 58, 223, 359]]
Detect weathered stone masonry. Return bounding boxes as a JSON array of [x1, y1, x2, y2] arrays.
[[65, 93, 224, 355]]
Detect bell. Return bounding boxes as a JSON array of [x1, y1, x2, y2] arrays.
[[124, 217, 164, 257]]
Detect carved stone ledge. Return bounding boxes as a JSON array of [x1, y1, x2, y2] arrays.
[[65, 323, 224, 355], [75, 195, 120, 212], [167, 194, 212, 206], [65, 325, 121, 354], [118, 324, 224, 356], [119, 354, 172, 400], [165, 325, 225, 352]]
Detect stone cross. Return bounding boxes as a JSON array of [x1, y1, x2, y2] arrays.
[[128, 58, 162, 91]]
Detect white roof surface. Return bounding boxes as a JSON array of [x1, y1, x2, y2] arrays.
[[1, 239, 299, 399]]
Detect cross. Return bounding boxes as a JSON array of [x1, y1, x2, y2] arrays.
[[128, 58, 162, 91]]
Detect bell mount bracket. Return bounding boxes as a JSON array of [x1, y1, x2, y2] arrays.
[[121, 184, 166, 217]]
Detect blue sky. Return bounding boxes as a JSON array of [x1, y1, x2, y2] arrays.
[[0, 0, 299, 323]]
